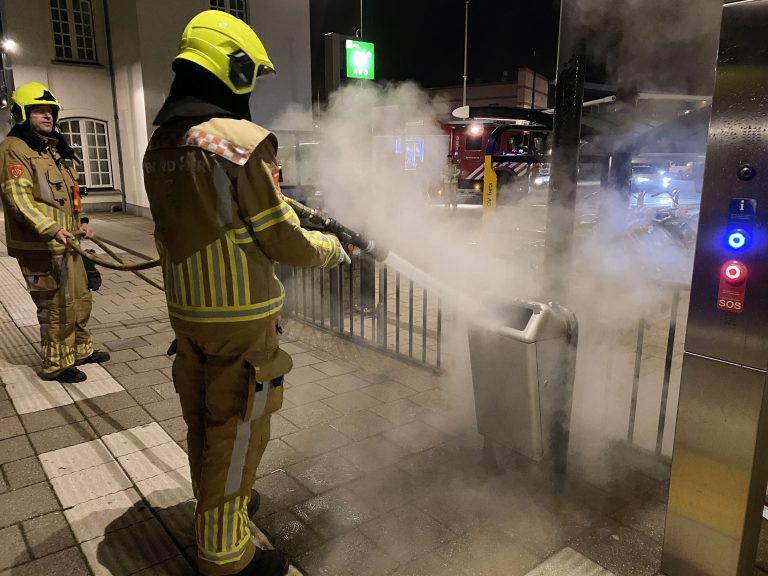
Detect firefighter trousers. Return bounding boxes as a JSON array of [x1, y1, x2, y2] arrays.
[[18, 250, 93, 377], [173, 332, 284, 576]]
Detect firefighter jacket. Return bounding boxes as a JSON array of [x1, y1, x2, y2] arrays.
[[0, 126, 81, 259], [143, 117, 343, 377]]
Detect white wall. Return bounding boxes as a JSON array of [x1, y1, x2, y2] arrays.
[[2, 0, 314, 213], [3, 0, 123, 198]]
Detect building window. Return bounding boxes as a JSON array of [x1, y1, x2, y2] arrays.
[[50, 0, 97, 63], [210, 0, 248, 22], [59, 118, 113, 189]]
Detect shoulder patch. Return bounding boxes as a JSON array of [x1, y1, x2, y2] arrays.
[[184, 130, 252, 166], [7, 164, 24, 180]]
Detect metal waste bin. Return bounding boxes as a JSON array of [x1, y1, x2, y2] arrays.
[[469, 300, 578, 462]]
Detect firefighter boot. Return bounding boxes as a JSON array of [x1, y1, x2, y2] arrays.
[[76, 350, 111, 365], [239, 549, 289, 576], [45, 366, 87, 384]]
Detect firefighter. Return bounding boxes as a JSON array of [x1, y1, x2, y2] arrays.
[[143, 11, 349, 576], [443, 154, 460, 211], [0, 82, 110, 383]]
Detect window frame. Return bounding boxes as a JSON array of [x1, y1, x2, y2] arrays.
[[58, 117, 113, 190], [209, 0, 248, 23], [50, 0, 98, 64]]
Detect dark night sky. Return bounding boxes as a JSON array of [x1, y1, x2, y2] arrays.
[[310, 0, 561, 96]]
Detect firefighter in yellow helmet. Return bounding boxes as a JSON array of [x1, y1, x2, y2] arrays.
[[143, 11, 348, 576], [0, 82, 110, 383]]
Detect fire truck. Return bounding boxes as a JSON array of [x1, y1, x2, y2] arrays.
[[445, 107, 553, 202]]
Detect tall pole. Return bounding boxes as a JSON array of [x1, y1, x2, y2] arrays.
[[360, 0, 363, 37], [463, 1, 469, 107]]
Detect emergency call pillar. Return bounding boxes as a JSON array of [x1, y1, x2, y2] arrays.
[[661, 2, 768, 575]]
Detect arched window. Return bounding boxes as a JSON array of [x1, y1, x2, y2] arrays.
[[50, 0, 97, 63], [210, 0, 248, 22], [59, 118, 113, 189]]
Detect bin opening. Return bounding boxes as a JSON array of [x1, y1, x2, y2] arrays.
[[499, 304, 534, 331]]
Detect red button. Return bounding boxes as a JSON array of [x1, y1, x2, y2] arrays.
[[722, 260, 748, 285]]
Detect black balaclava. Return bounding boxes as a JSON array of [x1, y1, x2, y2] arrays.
[[153, 59, 252, 126]]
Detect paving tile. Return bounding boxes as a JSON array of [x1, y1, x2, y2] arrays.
[[103, 336, 151, 352], [50, 460, 133, 508], [3, 367, 74, 414], [80, 517, 179, 576], [118, 441, 188, 482], [4, 456, 46, 489], [523, 547, 615, 576], [259, 509, 323, 557], [317, 373, 370, 394], [283, 424, 351, 458], [314, 360, 357, 377], [568, 519, 661, 576], [436, 526, 541, 576], [284, 365, 326, 385], [0, 482, 60, 528], [134, 344, 170, 358], [22, 511, 75, 558], [128, 386, 164, 405], [289, 352, 324, 368], [0, 524, 29, 570], [133, 555, 197, 575], [347, 466, 427, 515], [64, 374, 124, 402], [333, 435, 410, 473], [0, 415, 23, 440], [64, 488, 152, 543], [281, 400, 343, 429], [75, 390, 137, 417], [610, 496, 667, 544], [29, 420, 99, 453], [0, 435, 34, 465], [103, 422, 175, 457], [0, 387, 7, 401], [322, 389, 382, 414], [0, 401, 14, 418], [19, 404, 84, 433], [387, 552, 465, 576], [327, 409, 395, 441], [349, 370, 391, 385], [257, 439, 303, 477], [360, 505, 456, 563], [382, 420, 450, 454], [39, 439, 114, 479], [144, 398, 183, 421], [105, 348, 142, 364], [152, 382, 177, 399], [135, 469, 194, 509], [154, 499, 196, 549], [283, 382, 335, 406], [252, 470, 315, 518], [105, 362, 135, 378], [286, 452, 364, 494], [128, 356, 173, 373], [0, 546, 90, 576], [293, 486, 378, 539], [361, 381, 417, 402], [297, 530, 397, 576], [88, 405, 154, 436], [269, 413, 299, 438], [159, 416, 187, 442], [116, 370, 169, 390], [370, 398, 432, 425], [281, 342, 312, 355], [0, 474, 6, 494]]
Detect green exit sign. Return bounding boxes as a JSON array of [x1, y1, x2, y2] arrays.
[[345, 40, 375, 80]]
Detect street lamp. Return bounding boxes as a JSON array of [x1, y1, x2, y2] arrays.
[[1, 38, 16, 53]]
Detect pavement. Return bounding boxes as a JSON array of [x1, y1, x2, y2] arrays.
[[1, 211, 768, 576]]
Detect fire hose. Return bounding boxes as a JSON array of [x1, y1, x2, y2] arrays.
[[65, 198, 385, 293], [282, 196, 389, 262]]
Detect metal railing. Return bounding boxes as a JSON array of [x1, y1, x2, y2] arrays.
[[277, 254, 442, 370], [627, 282, 691, 457]]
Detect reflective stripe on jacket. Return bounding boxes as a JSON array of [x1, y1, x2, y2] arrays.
[[143, 118, 342, 334], [0, 136, 80, 258]]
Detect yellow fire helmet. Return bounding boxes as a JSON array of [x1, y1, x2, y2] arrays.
[[175, 10, 275, 95], [10, 81, 61, 124]]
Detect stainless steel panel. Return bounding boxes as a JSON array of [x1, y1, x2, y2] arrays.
[[661, 353, 768, 576], [685, 0, 768, 368]]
